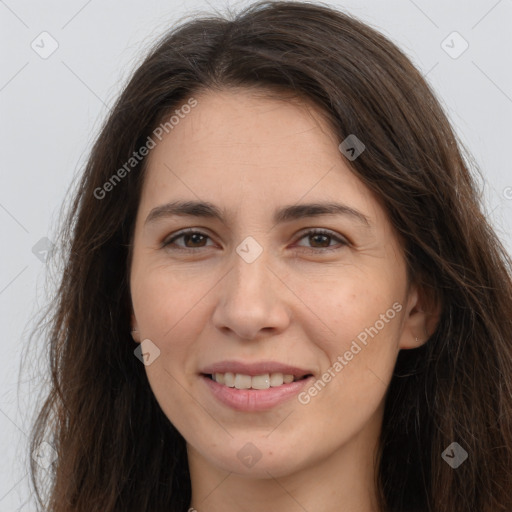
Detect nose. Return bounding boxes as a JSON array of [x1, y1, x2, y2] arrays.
[[211, 246, 291, 341]]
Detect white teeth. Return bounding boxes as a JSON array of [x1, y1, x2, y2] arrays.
[[234, 374, 252, 389], [224, 372, 235, 387], [212, 372, 299, 389], [283, 374, 294, 384], [251, 374, 270, 389], [269, 373, 284, 386]]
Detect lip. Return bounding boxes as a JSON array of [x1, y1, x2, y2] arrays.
[[201, 374, 314, 411], [201, 360, 312, 378]]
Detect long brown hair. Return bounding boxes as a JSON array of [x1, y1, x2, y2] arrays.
[[27, 1, 512, 510]]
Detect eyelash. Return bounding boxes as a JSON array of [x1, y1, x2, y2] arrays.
[[162, 228, 349, 253]]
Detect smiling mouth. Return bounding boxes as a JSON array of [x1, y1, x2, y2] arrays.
[[203, 372, 312, 390]]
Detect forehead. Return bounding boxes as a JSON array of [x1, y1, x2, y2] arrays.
[[150, 88, 338, 166], [139, 88, 385, 228]]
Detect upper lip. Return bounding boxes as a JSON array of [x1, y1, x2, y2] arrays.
[[201, 360, 312, 378]]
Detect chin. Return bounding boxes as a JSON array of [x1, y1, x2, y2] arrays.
[[197, 437, 310, 478]]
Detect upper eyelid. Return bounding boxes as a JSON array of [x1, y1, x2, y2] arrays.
[[294, 229, 348, 246]]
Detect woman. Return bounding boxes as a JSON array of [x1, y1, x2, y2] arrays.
[[28, 1, 512, 511]]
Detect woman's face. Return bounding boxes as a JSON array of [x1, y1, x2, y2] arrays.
[[130, 88, 426, 479]]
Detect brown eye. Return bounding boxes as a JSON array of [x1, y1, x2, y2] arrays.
[[163, 229, 214, 250], [295, 229, 348, 252], [308, 233, 331, 248]]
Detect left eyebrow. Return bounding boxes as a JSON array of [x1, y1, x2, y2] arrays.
[[144, 200, 371, 227]]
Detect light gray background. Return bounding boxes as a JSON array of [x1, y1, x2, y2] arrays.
[[1, 0, 511, 509]]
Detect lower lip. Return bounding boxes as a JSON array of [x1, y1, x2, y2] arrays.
[[201, 375, 313, 412]]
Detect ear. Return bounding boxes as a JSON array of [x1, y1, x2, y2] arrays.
[[130, 312, 141, 343], [399, 282, 441, 350]]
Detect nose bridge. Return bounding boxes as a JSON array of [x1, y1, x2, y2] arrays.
[[232, 240, 270, 298], [212, 236, 290, 339], [229, 236, 274, 311]]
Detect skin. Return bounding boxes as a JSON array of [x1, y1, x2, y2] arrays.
[[129, 88, 435, 512]]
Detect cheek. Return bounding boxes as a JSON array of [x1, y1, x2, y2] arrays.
[[295, 311, 400, 449], [298, 267, 403, 347], [131, 261, 211, 340], [303, 274, 403, 399], [130, 266, 214, 436]]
